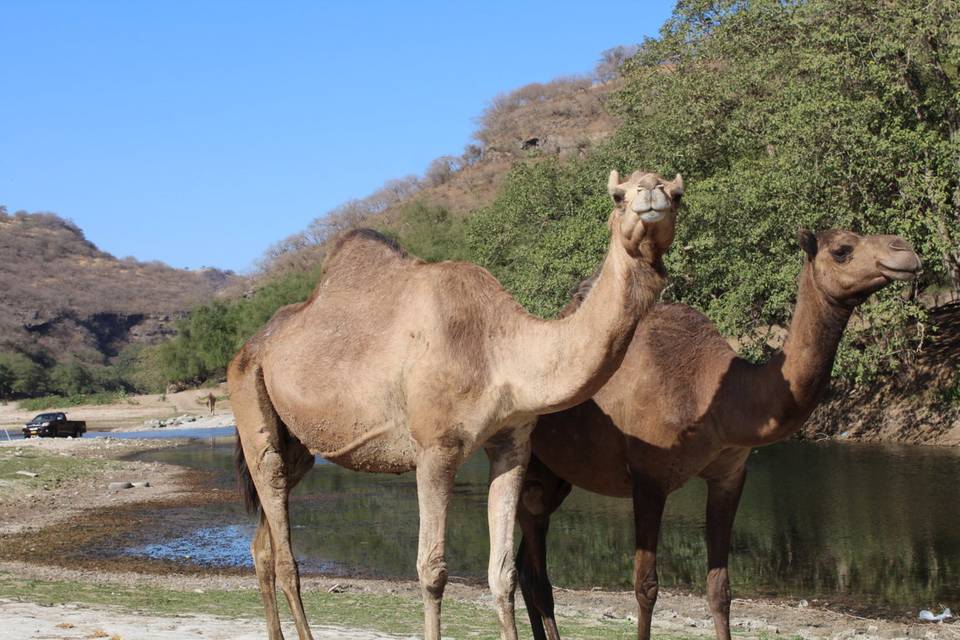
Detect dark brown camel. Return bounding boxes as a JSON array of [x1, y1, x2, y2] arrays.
[[516, 229, 921, 640], [229, 170, 683, 640]]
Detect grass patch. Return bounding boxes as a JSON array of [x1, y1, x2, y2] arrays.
[[0, 572, 696, 639], [18, 392, 134, 412], [0, 448, 115, 490]]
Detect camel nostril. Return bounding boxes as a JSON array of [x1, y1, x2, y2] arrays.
[[889, 238, 913, 252]]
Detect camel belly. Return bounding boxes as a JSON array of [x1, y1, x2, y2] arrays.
[[265, 369, 417, 474], [317, 422, 418, 473], [274, 406, 418, 474], [532, 405, 633, 499]]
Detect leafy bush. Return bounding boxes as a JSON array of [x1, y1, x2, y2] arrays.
[[0, 352, 50, 399], [466, 157, 619, 317]]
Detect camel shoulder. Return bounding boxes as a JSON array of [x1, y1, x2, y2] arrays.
[[230, 301, 307, 377]]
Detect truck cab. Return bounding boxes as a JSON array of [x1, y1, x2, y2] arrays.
[[22, 413, 87, 438]]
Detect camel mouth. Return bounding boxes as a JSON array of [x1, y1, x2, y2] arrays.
[[877, 261, 921, 281], [639, 210, 665, 223]]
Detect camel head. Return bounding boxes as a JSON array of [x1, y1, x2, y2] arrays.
[[797, 229, 922, 306], [607, 170, 683, 261]]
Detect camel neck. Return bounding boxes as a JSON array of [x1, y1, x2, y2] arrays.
[[504, 236, 664, 416], [723, 264, 852, 446]]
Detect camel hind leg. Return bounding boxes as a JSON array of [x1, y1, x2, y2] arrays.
[[516, 455, 572, 640], [705, 468, 747, 640], [249, 442, 316, 640], [249, 510, 282, 640], [232, 364, 315, 640]]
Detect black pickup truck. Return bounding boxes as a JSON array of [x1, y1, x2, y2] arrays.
[[22, 412, 86, 438]]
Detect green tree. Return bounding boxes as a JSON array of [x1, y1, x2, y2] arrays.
[[49, 361, 96, 396], [0, 352, 49, 396], [466, 157, 619, 317], [0, 360, 14, 400]]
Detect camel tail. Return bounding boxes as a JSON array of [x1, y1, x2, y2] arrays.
[[234, 429, 260, 514]]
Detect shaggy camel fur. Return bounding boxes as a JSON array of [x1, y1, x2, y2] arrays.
[[230, 170, 684, 640], [517, 229, 921, 640]]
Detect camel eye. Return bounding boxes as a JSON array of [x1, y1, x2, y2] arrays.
[[830, 245, 853, 262]]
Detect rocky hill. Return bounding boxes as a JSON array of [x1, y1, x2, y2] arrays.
[[0, 208, 237, 366], [258, 75, 622, 277]]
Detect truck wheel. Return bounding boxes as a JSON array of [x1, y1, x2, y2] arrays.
[[74, 428, 81, 438]]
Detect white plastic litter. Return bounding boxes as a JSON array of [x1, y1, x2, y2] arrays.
[[918, 608, 952, 622]]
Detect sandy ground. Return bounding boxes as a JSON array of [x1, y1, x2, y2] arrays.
[[1, 598, 406, 640], [0, 386, 233, 433], [2, 430, 958, 639], [2, 557, 957, 640]]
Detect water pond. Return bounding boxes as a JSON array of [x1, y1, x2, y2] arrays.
[[129, 439, 960, 614]]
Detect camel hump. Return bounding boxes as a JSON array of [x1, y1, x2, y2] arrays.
[[649, 303, 711, 326], [323, 228, 413, 274], [641, 303, 730, 356], [644, 303, 716, 335]]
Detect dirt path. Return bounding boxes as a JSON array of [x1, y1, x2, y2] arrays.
[[1, 599, 405, 640]]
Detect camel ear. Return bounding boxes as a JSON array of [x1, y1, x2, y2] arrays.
[[797, 229, 818, 259], [669, 173, 684, 197], [607, 170, 625, 205]]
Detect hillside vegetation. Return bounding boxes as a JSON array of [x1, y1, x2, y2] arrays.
[[120, 0, 960, 433], [0, 208, 237, 398]]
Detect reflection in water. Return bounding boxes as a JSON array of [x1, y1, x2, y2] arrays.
[[128, 524, 254, 568], [135, 440, 960, 609]]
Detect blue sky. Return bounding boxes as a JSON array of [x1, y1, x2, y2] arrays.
[[1, 1, 674, 273]]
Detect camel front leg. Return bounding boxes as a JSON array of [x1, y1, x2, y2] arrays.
[[416, 449, 459, 640], [631, 478, 666, 640], [705, 469, 747, 640], [485, 431, 532, 640]]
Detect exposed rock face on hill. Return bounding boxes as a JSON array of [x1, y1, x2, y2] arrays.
[[0, 209, 237, 364]]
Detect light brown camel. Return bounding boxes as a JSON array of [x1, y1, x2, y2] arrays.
[[516, 229, 921, 640], [229, 170, 684, 640]]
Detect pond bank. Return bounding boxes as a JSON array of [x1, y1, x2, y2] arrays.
[[801, 302, 960, 446], [1, 437, 958, 638]]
